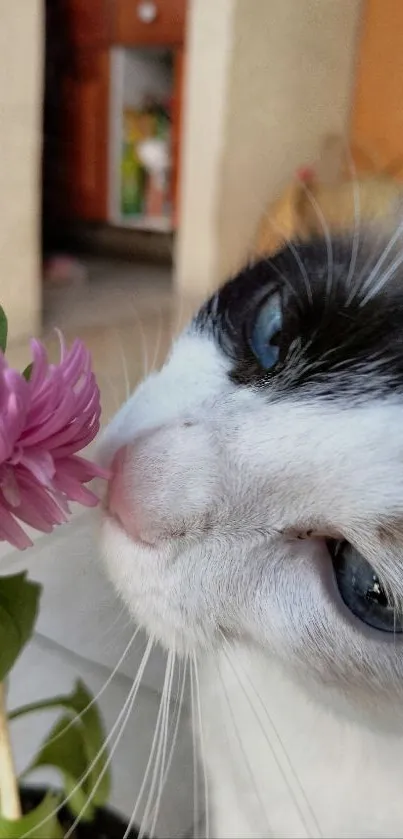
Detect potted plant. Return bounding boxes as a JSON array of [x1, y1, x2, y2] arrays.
[[0, 309, 140, 837]]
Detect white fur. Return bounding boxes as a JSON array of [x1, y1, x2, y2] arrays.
[[99, 328, 403, 837], [202, 646, 403, 838]]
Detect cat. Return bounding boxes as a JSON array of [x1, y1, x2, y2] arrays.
[[98, 224, 403, 838]]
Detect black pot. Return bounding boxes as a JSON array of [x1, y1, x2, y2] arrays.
[[20, 786, 142, 839]]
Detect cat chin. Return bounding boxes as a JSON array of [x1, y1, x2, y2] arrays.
[[100, 516, 220, 654]]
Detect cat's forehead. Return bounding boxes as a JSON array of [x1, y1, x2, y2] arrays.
[[193, 236, 403, 401]]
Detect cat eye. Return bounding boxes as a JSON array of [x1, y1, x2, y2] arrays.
[[249, 291, 283, 370], [329, 540, 403, 634]]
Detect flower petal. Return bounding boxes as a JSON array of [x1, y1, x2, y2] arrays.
[[53, 471, 100, 506], [0, 333, 105, 548], [16, 469, 69, 525], [0, 504, 33, 549], [29, 339, 49, 391], [1, 490, 54, 533], [56, 454, 110, 482], [17, 450, 55, 486]]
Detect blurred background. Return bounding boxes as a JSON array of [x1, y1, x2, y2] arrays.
[[5, 1, 398, 350], [2, 0, 402, 835]]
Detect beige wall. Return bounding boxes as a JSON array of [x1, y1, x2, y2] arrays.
[[175, 0, 236, 305], [176, 0, 362, 296], [0, 0, 43, 341]]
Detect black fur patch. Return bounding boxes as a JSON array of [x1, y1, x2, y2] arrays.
[[193, 236, 403, 401]]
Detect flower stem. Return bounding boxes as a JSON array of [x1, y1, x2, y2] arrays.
[[0, 682, 21, 819]]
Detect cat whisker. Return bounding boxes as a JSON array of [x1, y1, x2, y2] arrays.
[[257, 218, 313, 306], [192, 653, 210, 839], [299, 180, 333, 301], [11, 626, 141, 745], [173, 293, 185, 340], [139, 649, 176, 839], [359, 214, 403, 301], [171, 655, 184, 722], [129, 297, 150, 379], [99, 371, 121, 412], [360, 247, 403, 306], [99, 600, 134, 642], [149, 655, 188, 836], [282, 239, 314, 306], [219, 630, 321, 839], [215, 656, 271, 836], [149, 302, 164, 375], [113, 327, 132, 400], [189, 655, 200, 839], [63, 678, 141, 839], [22, 635, 155, 839], [124, 649, 173, 839], [343, 143, 362, 302]]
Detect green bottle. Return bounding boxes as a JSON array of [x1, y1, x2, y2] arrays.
[[121, 141, 143, 216]]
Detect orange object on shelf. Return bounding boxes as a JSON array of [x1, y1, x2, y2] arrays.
[[254, 135, 403, 259]]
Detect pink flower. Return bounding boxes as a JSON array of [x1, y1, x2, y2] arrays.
[[0, 335, 108, 549]]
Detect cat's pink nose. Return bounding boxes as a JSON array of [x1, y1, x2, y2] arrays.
[[105, 422, 214, 546], [107, 445, 149, 544]]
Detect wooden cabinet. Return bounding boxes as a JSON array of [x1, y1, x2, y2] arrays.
[[112, 0, 186, 46], [63, 0, 112, 47], [351, 0, 403, 178], [56, 0, 187, 226], [62, 49, 110, 221]]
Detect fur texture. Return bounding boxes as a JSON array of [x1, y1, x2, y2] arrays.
[[99, 230, 403, 837]]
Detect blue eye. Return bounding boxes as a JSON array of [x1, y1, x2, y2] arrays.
[[249, 292, 283, 369], [330, 541, 403, 634]]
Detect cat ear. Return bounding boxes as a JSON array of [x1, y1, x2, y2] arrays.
[[343, 519, 403, 599]]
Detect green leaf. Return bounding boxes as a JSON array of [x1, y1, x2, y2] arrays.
[[30, 716, 96, 821], [0, 574, 41, 681], [0, 792, 63, 838], [63, 681, 110, 808], [22, 680, 110, 821], [0, 307, 8, 353], [22, 363, 33, 381]]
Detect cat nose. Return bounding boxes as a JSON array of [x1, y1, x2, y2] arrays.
[[105, 421, 214, 545], [107, 444, 151, 545]]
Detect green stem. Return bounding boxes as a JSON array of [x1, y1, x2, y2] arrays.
[[0, 683, 21, 820], [9, 694, 71, 722]]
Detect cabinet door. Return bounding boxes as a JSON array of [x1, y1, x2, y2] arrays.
[[62, 49, 109, 221], [64, 0, 112, 47], [351, 0, 403, 177], [113, 0, 186, 46]]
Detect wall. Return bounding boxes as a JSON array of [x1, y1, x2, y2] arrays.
[[0, 0, 43, 340], [176, 0, 362, 297], [175, 0, 235, 301]]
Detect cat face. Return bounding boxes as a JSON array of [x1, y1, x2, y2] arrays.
[[99, 234, 403, 703]]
